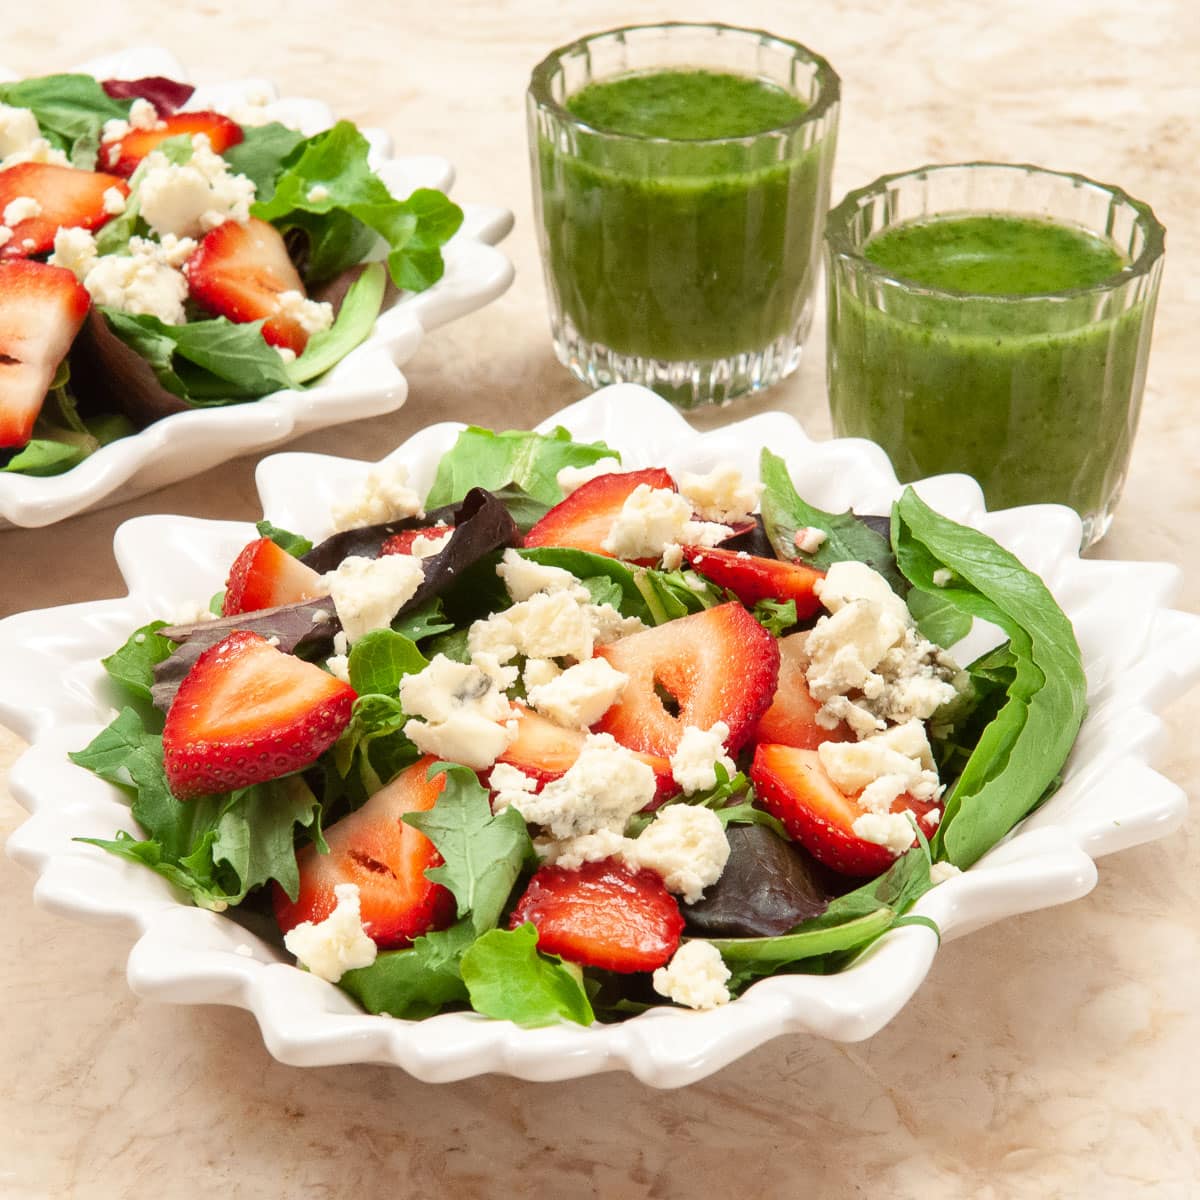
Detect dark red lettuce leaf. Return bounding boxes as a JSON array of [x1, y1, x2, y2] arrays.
[[101, 77, 196, 115]]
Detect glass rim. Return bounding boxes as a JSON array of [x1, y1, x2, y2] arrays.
[[824, 160, 1166, 302], [527, 21, 841, 146]]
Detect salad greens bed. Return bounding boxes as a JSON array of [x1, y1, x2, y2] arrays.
[[70, 426, 1087, 1027], [0, 72, 462, 477]]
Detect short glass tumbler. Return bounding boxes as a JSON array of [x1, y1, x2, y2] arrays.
[[528, 23, 840, 409], [825, 162, 1165, 546]]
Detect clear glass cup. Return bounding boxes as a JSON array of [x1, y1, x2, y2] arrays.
[[527, 22, 840, 410], [824, 162, 1165, 546]]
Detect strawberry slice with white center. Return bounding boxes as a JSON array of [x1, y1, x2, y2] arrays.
[[594, 602, 779, 758], [0, 261, 90, 449], [273, 756, 456, 949], [755, 633, 855, 749], [0, 163, 129, 260], [185, 217, 324, 354], [509, 858, 684, 973], [681, 545, 825, 618], [221, 537, 329, 616], [162, 630, 356, 799], [523, 468, 677, 559], [102, 110, 244, 177], [750, 744, 940, 877], [496, 703, 677, 806]]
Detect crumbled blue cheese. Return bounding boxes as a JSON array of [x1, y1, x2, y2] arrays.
[[601, 485, 732, 560], [626, 805, 730, 904], [652, 940, 732, 1010], [793, 526, 828, 555], [2, 195, 41, 226], [525, 656, 628, 729], [669, 722, 735, 795], [929, 861, 962, 885], [660, 543, 684, 571], [128, 98, 166, 131], [136, 134, 256, 238], [521, 657, 562, 690], [323, 553, 423, 644], [676, 464, 763, 525], [932, 568, 954, 587], [851, 811, 917, 856], [326, 654, 350, 684], [330, 459, 424, 531], [307, 184, 331, 203], [101, 186, 127, 215], [74, 233, 198, 325], [275, 288, 334, 336], [818, 719, 941, 814], [0, 103, 39, 159], [491, 732, 655, 839], [556, 457, 622, 496], [535, 827, 629, 871], [496, 548, 585, 603], [409, 530, 453, 558], [400, 654, 516, 770], [282, 883, 377, 983]]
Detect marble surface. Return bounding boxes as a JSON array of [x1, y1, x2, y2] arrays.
[[2, 1, 1198, 1196]]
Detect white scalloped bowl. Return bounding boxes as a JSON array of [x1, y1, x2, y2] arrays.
[[0, 47, 514, 528], [3, 385, 1198, 1087]]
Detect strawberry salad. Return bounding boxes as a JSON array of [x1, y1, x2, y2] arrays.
[[72, 425, 1087, 1026], [0, 72, 461, 477]]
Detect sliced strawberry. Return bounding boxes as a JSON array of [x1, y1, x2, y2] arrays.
[[380, 526, 455, 556], [0, 261, 90, 449], [681, 545, 824, 618], [102, 110, 243, 176], [162, 630, 355, 799], [509, 858, 683, 973], [594, 602, 779, 758], [750, 744, 938, 877], [185, 217, 316, 354], [755, 633, 854, 749], [222, 537, 328, 616], [523, 468, 677, 559], [0, 163, 129, 259], [496, 703, 676, 806], [273, 756, 455, 948]]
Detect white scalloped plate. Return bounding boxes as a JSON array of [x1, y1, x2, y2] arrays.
[[0, 47, 514, 528], [4, 385, 1199, 1087]]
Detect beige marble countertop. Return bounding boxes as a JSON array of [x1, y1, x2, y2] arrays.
[[3, 2, 1198, 1196]]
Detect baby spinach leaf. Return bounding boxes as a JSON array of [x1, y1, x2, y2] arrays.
[[425, 426, 616, 509], [0, 439, 86, 476], [759, 449, 905, 592], [405, 763, 534, 934], [0, 73, 128, 155], [101, 620, 174, 701], [221, 121, 306, 200], [392, 598, 456, 644], [346, 629, 427, 697], [907, 586, 974, 648], [339, 921, 474, 1018], [254, 520, 312, 558], [285, 262, 386, 385], [251, 120, 462, 290], [892, 488, 1087, 868], [486, 484, 552, 534], [460, 924, 595, 1027]]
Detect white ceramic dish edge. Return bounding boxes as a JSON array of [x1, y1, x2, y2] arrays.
[[3, 384, 1199, 1087], [0, 46, 514, 528]]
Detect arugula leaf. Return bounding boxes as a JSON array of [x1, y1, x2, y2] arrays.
[[460, 924, 595, 1027], [759, 449, 905, 592], [425, 426, 617, 509], [333, 694, 415, 794], [101, 621, 175, 701], [346, 629, 427, 697], [752, 597, 797, 637], [405, 763, 533, 933], [0, 74, 128, 157], [893, 488, 1087, 868], [100, 308, 294, 402], [286, 262, 386, 385], [340, 921, 474, 1018], [255, 520, 312, 558], [251, 120, 463, 290], [220, 121, 306, 200]]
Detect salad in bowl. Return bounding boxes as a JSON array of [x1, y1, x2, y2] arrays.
[[4, 388, 1193, 1083], [0, 48, 513, 526]]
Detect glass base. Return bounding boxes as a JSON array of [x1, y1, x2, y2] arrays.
[[551, 314, 809, 411], [1079, 497, 1117, 550]]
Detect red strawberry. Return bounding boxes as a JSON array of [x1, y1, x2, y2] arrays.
[[102, 110, 243, 176], [509, 858, 684, 973], [0, 261, 90, 449], [380, 526, 455, 556], [681, 545, 824, 618], [750, 744, 938, 877], [523, 468, 677, 560], [222, 537, 328, 616], [755, 633, 854, 749], [594, 602, 779, 758], [186, 217, 321, 354], [496, 703, 676, 806], [273, 755, 455, 948], [0, 163, 129, 259], [162, 630, 355, 799]]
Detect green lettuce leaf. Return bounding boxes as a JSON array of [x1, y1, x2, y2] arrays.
[[101, 621, 175, 701], [332, 694, 416, 795], [254, 520, 312, 558], [0, 74, 128, 157], [221, 122, 307, 200], [286, 262, 387, 384], [460, 924, 594, 1027], [340, 921, 474, 1018]]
